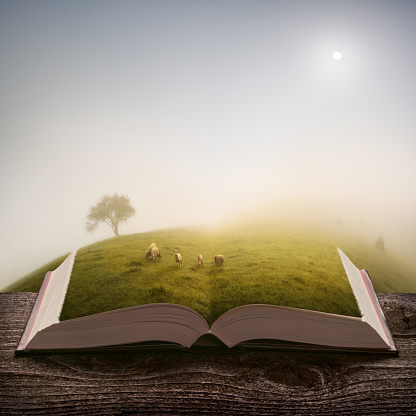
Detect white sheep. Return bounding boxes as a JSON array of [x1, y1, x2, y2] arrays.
[[145, 242, 156, 258], [150, 246, 162, 261], [214, 255, 225, 265], [174, 250, 183, 268], [198, 254, 204, 267]]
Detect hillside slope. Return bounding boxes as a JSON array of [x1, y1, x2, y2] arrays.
[[3, 223, 415, 326]]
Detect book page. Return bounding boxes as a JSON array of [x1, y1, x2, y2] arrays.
[[26, 303, 209, 350], [209, 304, 389, 350], [337, 248, 392, 348], [17, 251, 76, 350]]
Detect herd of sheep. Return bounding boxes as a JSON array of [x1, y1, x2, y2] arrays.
[[144, 243, 224, 268]]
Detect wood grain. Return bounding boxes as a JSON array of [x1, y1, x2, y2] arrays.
[[1, 292, 415, 415]]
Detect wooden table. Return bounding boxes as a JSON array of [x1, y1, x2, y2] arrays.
[[1, 292, 415, 415]]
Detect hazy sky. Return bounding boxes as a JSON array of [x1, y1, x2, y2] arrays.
[[1, 0, 416, 289]]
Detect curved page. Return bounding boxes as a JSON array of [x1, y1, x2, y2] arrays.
[[17, 251, 76, 351], [210, 304, 390, 350], [26, 303, 209, 350], [337, 248, 393, 348]]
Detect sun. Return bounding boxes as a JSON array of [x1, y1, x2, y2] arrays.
[[333, 51, 342, 61]]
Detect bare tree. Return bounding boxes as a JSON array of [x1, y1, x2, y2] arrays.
[[85, 193, 136, 237]]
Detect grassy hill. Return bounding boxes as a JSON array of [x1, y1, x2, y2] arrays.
[[3, 222, 416, 326]]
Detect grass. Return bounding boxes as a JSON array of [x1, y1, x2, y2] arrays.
[[4, 222, 416, 326]]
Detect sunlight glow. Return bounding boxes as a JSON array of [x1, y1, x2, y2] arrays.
[[333, 51, 342, 60]]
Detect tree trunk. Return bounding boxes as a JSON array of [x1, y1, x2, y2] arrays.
[[112, 223, 119, 236]]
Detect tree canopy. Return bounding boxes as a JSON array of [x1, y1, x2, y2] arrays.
[[375, 236, 385, 252], [85, 193, 136, 237]]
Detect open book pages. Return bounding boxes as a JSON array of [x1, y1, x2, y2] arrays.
[[16, 248, 397, 354]]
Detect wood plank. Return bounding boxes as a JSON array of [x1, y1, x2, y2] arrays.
[[0, 292, 415, 415]]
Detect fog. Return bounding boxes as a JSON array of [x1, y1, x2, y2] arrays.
[[1, 0, 416, 289]]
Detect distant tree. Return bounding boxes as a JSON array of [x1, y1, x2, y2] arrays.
[[85, 193, 136, 237], [375, 236, 385, 252]]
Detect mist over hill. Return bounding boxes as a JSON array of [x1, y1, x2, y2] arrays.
[[2, 0, 415, 302], [221, 197, 416, 273], [3, 217, 416, 298]]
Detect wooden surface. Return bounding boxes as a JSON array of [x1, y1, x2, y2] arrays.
[[0, 292, 415, 415]]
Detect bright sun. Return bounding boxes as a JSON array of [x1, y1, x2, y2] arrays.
[[333, 51, 342, 61]]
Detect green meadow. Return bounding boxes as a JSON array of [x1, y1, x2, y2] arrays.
[[4, 223, 416, 326]]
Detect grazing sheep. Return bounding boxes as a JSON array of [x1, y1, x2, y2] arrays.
[[174, 250, 183, 268], [145, 242, 156, 258], [198, 254, 204, 267], [214, 255, 225, 265], [150, 246, 162, 261]]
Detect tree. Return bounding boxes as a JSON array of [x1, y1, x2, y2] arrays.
[[375, 236, 385, 252], [85, 193, 136, 237]]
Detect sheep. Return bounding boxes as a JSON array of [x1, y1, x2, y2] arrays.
[[145, 242, 156, 258], [214, 255, 225, 265], [174, 250, 183, 268], [150, 246, 162, 261], [198, 254, 204, 267]]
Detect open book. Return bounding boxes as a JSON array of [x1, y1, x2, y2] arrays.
[[16, 249, 397, 355]]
